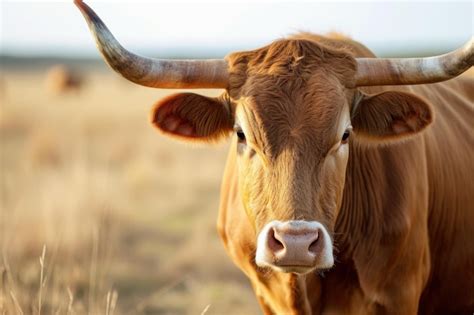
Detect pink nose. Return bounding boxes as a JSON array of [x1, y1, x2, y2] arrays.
[[266, 222, 322, 267]]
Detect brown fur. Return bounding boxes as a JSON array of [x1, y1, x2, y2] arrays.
[[151, 33, 474, 314]]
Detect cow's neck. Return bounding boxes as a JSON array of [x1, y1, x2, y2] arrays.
[[336, 140, 392, 258], [252, 271, 321, 315]]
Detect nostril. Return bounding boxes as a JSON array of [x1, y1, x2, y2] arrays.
[[267, 227, 285, 253], [308, 232, 320, 255]]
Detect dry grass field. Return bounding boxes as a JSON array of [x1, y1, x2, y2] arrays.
[[2, 61, 472, 315], [0, 67, 260, 315]]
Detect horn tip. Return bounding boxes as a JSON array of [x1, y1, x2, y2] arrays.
[[74, 0, 85, 9]]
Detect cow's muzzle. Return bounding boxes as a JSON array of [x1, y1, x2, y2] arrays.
[[255, 220, 334, 274]]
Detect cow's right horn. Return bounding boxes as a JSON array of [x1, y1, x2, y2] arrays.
[[354, 38, 474, 86], [75, 0, 229, 89]]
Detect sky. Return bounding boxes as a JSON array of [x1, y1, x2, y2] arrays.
[[1, 1, 473, 58]]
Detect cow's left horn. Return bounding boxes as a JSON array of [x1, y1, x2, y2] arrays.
[[75, 0, 229, 89], [355, 38, 473, 86]]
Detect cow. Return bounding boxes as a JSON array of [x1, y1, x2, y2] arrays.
[[75, 1, 474, 314], [45, 64, 83, 95]]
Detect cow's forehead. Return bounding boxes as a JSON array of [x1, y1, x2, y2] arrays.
[[234, 73, 349, 158], [227, 38, 355, 157]]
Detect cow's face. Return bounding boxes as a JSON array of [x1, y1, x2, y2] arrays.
[[226, 40, 356, 274], [150, 39, 433, 274]]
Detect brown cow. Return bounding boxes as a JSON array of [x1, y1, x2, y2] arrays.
[[76, 1, 474, 314], [45, 64, 83, 95]]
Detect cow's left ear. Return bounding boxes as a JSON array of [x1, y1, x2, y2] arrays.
[[351, 90, 433, 142], [150, 92, 234, 143]]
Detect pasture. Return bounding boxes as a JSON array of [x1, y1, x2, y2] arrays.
[[0, 66, 259, 314], [2, 62, 473, 315]]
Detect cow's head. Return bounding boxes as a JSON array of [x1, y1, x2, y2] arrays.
[[148, 40, 435, 274], [76, 0, 473, 274]]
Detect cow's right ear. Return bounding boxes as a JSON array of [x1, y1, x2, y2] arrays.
[[150, 93, 234, 143], [351, 90, 433, 143]]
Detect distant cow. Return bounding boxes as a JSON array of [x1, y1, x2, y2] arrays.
[[76, 1, 474, 314], [45, 65, 83, 95]]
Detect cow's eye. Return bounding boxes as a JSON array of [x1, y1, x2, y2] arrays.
[[234, 126, 246, 143], [341, 128, 351, 144], [237, 130, 246, 142]]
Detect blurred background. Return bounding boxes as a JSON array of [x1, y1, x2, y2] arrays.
[[1, 1, 472, 314]]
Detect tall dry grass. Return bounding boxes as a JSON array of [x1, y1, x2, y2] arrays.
[[0, 69, 259, 314]]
